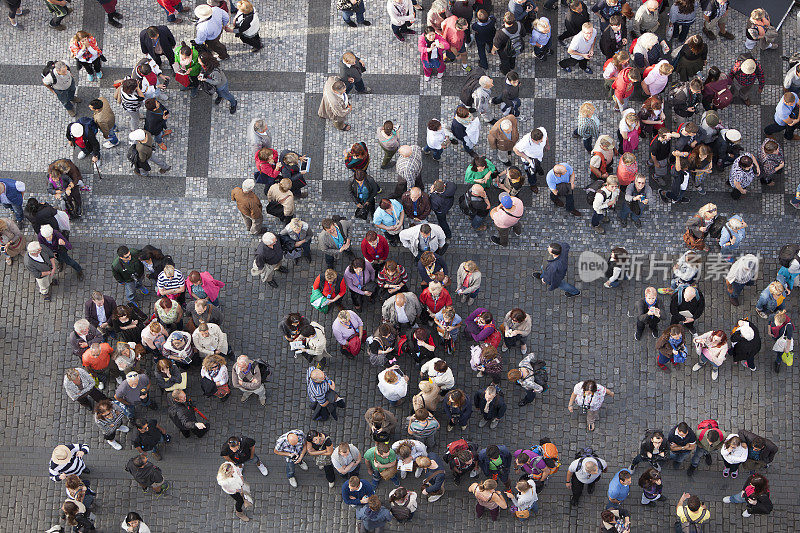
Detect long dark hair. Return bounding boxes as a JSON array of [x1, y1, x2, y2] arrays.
[[704, 66, 721, 84], [198, 51, 220, 72]]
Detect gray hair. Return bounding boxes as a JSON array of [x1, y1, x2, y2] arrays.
[[253, 119, 267, 132], [54, 61, 68, 71], [74, 318, 90, 333]]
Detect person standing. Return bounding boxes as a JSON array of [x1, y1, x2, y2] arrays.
[[387, 0, 416, 41], [395, 145, 424, 197], [566, 450, 608, 506], [0, 178, 25, 226], [64, 367, 107, 411], [49, 444, 89, 482], [534, 242, 580, 297], [488, 117, 519, 167], [66, 121, 101, 164], [131, 418, 170, 459], [140, 26, 176, 68], [89, 98, 119, 149], [429, 180, 456, 241], [364, 442, 400, 487], [669, 285, 704, 333], [468, 478, 508, 521], [568, 380, 614, 431], [376, 120, 400, 169], [356, 495, 393, 533], [318, 77, 352, 131], [194, 4, 230, 60], [764, 92, 800, 141], [339, 0, 370, 27], [125, 454, 169, 494], [230, 178, 263, 235], [545, 163, 581, 217], [38, 224, 84, 280], [129, 129, 171, 175], [560, 22, 597, 74], [217, 462, 253, 521], [634, 287, 661, 340], [221, 435, 269, 478], [273, 429, 308, 488], [339, 51, 371, 94], [24, 241, 58, 301], [167, 390, 209, 438], [198, 53, 237, 114], [489, 192, 523, 246], [675, 492, 711, 529], [472, 9, 496, 70], [251, 232, 288, 288], [231, 354, 266, 405], [492, 12, 523, 75], [232, 0, 262, 53], [513, 127, 547, 194]]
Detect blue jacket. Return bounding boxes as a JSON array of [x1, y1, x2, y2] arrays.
[[342, 479, 375, 506], [471, 16, 496, 43], [443, 393, 473, 426], [508, 0, 535, 22], [719, 215, 745, 252], [0, 178, 23, 206], [478, 445, 512, 476], [355, 505, 393, 531], [542, 242, 570, 291]]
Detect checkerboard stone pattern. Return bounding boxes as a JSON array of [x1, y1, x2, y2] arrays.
[[3, 0, 800, 530]]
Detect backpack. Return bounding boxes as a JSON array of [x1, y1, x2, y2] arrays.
[[529, 439, 561, 476], [390, 504, 412, 522], [574, 447, 600, 471], [778, 244, 800, 268], [585, 179, 606, 205], [531, 360, 548, 391], [458, 191, 478, 216], [677, 503, 709, 533], [712, 86, 733, 110], [447, 438, 471, 456], [127, 143, 141, 168], [459, 68, 485, 108], [668, 81, 688, 101], [696, 419, 724, 442], [502, 25, 525, 56]]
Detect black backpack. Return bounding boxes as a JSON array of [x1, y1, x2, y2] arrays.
[[531, 361, 548, 391], [42, 60, 57, 81], [574, 447, 600, 470], [458, 191, 478, 216], [459, 67, 486, 109], [585, 179, 606, 205], [779, 244, 800, 268], [502, 25, 525, 57], [390, 504, 412, 522], [127, 144, 140, 168]]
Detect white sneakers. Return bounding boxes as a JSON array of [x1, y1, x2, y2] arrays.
[[414, 468, 422, 478], [723, 497, 732, 503], [257, 462, 269, 476], [711, 369, 718, 381], [118, 425, 129, 433], [428, 493, 443, 502], [328, 481, 335, 488], [691, 364, 702, 372], [298, 461, 308, 470], [96, 382, 104, 390], [77, 151, 86, 160], [400, 470, 407, 479], [102, 141, 118, 149], [107, 439, 122, 450], [288, 476, 298, 488]]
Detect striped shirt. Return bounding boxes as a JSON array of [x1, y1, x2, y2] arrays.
[[306, 367, 332, 403], [94, 403, 126, 435], [408, 417, 440, 437], [377, 265, 408, 288], [274, 430, 305, 456], [575, 115, 600, 140], [157, 269, 185, 294], [48, 444, 89, 481], [120, 84, 144, 112]]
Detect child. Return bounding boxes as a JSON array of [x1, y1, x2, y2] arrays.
[[377, 120, 400, 169], [495, 166, 525, 196], [423, 119, 450, 161], [616, 152, 637, 186], [493, 70, 521, 118], [618, 109, 640, 152]]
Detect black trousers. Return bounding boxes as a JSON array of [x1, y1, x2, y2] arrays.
[[76, 387, 108, 411], [230, 491, 245, 512], [559, 57, 588, 70], [179, 425, 209, 438], [570, 477, 598, 501], [239, 33, 263, 50], [498, 52, 516, 75], [77, 58, 103, 75], [636, 316, 660, 337]]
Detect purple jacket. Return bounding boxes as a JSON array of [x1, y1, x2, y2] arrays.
[[464, 307, 496, 342], [343, 262, 376, 295], [38, 229, 72, 254], [331, 310, 363, 345]]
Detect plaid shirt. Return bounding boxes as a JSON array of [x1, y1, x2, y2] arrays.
[[306, 367, 332, 403], [575, 115, 600, 140], [275, 430, 306, 456], [396, 146, 423, 189], [730, 61, 765, 89]]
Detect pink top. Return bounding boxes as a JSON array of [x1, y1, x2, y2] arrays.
[[186, 271, 225, 302], [418, 33, 450, 62], [441, 16, 466, 50], [490, 197, 524, 229]]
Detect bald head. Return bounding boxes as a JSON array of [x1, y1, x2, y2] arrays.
[[553, 164, 567, 176], [479, 76, 493, 88], [398, 145, 413, 158], [395, 293, 406, 306], [470, 184, 484, 195], [310, 369, 325, 382], [684, 286, 697, 300], [409, 187, 422, 200]]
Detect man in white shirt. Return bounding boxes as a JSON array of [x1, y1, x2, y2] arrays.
[[399, 223, 447, 261], [513, 127, 548, 194], [566, 452, 608, 506], [559, 22, 597, 74]]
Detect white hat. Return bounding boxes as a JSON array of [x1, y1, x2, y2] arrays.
[[725, 129, 741, 143], [129, 129, 146, 142], [500, 119, 512, 132], [51, 445, 72, 465], [741, 59, 756, 75], [26, 241, 41, 254], [40, 224, 53, 239], [195, 4, 213, 19], [70, 123, 83, 137], [262, 232, 276, 245], [242, 178, 255, 192]]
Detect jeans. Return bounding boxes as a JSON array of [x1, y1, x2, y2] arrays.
[[550, 191, 576, 212], [500, 97, 521, 117], [666, 174, 686, 202], [215, 82, 237, 108], [161, 2, 183, 22], [107, 125, 119, 145], [2, 202, 23, 223], [341, 2, 365, 23], [591, 211, 604, 227], [557, 279, 580, 295], [617, 201, 643, 223], [728, 492, 746, 504], [435, 210, 452, 239], [285, 458, 305, 478], [122, 277, 145, 304], [54, 81, 77, 111], [573, 129, 594, 152], [669, 450, 691, 466], [344, 78, 366, 93], [690, 447, 710, 467], [423, 146, 443, 160], [764, 121, 798, 140], [55, 249, 82, 273], [672, 22, 691, 42], [475, 39, 490, 69], [471, 213, 488, 229]]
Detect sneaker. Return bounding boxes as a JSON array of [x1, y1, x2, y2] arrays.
[[118, 424, 129, 433], [582, 67, 593, 74], [258, 462, 269, 476], [77, 151, 86, 160], [288, 476, 298, 487], [711, 368, 718, 381], [742, 510, 751, 517], [102, 141, 118, 149], [462, 64, 472, 72], [478, 418, 487, 428], [722, 468, 730, 477], [96, 71, 103, 79], [651, 330, 658, 339], [731, 470, 738, 478], [107, 439, 122, 450], [328, 481, 335, 488], [501, 343, 508, 352], [87, 74, 96, 82], [428, 493, 443, 502], [723, 496, 732, 503], [436, 72, 444, 79], [691, 363, 702, 372], [562, 66, 572, 73], [138, 286, 149, 295], [415, 468, 422, 478], [108, 18, 122, 28], [150, 449, 162, 461], [490, 419, 499, 429], [447, 423, 454, 432], [696, 185, 706, 195], [97, 382, 104, 390], [423, 75, 431, 82], [298, 461, 308, 470]]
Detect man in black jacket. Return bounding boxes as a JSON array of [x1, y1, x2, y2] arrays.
[[599, 15, 627, 59], [339, 51, 370, 94], [634, 287, 661, 340], [739, 430, 777, 469], [168, 390, 209, 438], [253, 232, 287, 288], [491, 12, 523, 75], [430, 179, 456, 240], [139, 26, 177, 69], [144, 98, 171, 151], [125, 454, 169, 493], [669, 285, 704, 332], [558, 0, 589, 43], [350, 169, 379, 220]]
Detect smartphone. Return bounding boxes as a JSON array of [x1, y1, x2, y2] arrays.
[[300, 158, 311, 173]]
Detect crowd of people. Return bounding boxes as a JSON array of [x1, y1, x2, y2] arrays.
[[2, 0, 792, 530]]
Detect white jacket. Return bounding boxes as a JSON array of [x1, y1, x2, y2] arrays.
[[592, 186, 619, 214], [387, 0, 415, 26], [192, 323, 229, 357], [721, 434, 748, 464], [420, 357, 455, 389], [399, 223, 446, 255]]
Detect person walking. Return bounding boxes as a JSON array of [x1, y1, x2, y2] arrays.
[[231, 178, 263, 235], [534, 242, 580, 297], [251, 232, 288, 288], [217, 461, 253, 521], [194, 4, 230, 59], [24, 241, 58, 301], [93, 399, 129, 450], [566, 449, 608, 506], [769, 310, 793, 373], [125, 454, 169, 495], [691, 329, 729, 381], [198, 53, 237, 114], [318, 77, 351, 130], [38, 224, 84, 280]]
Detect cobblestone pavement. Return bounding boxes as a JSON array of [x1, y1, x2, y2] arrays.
[[2, 0, 800, 530]]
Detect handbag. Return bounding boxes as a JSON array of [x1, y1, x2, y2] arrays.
[[200, 376, 217, 396], [514, 508, 530, 519], [682, 229, 705, 250], [345, 334, 362, 357], [354, 205, 369, 220], [378, 463, 398, 481], [310, 288, 329, 313], [266, 200, 284, 218], [364, 280, 378, 293], [174, 72, 190, 88], [782, 350, 794, 366]]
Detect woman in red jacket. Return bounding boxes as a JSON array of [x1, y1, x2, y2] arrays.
[[255, 147, 280, 191], [313, 269, 347, 311], [361, 230, 388, 273]]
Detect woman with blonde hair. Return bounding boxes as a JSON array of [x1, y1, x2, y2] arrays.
[[691, 329, 728, 380], [455, 260, 481, 305], [217, 461, 253, 521], [266, 178, 295, 224], [684, 202, 718, 251], [413, 379, 442, 411], [201, 354, 230, 401], [745, 8, 777, 51], [770, 309, 793, 373], [0, 217, 25, 266], [618, 108, 640, 152], [69, 30, 104, 81], [468, 478, 507, 521], [574, 102, 600, 153], [756, 281, 789, 319], [232, 0, 262, 53]]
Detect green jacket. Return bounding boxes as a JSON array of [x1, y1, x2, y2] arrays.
[[698, 428, 726, 452], [464, 159, 496, 187], [173, 43, 201, 77], [111, 249, 144, 283]]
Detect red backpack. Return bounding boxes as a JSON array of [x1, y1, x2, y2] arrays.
[[697, 419, 724, 441], [447, 438, 471, 455], [485, 329, 502, 348]]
